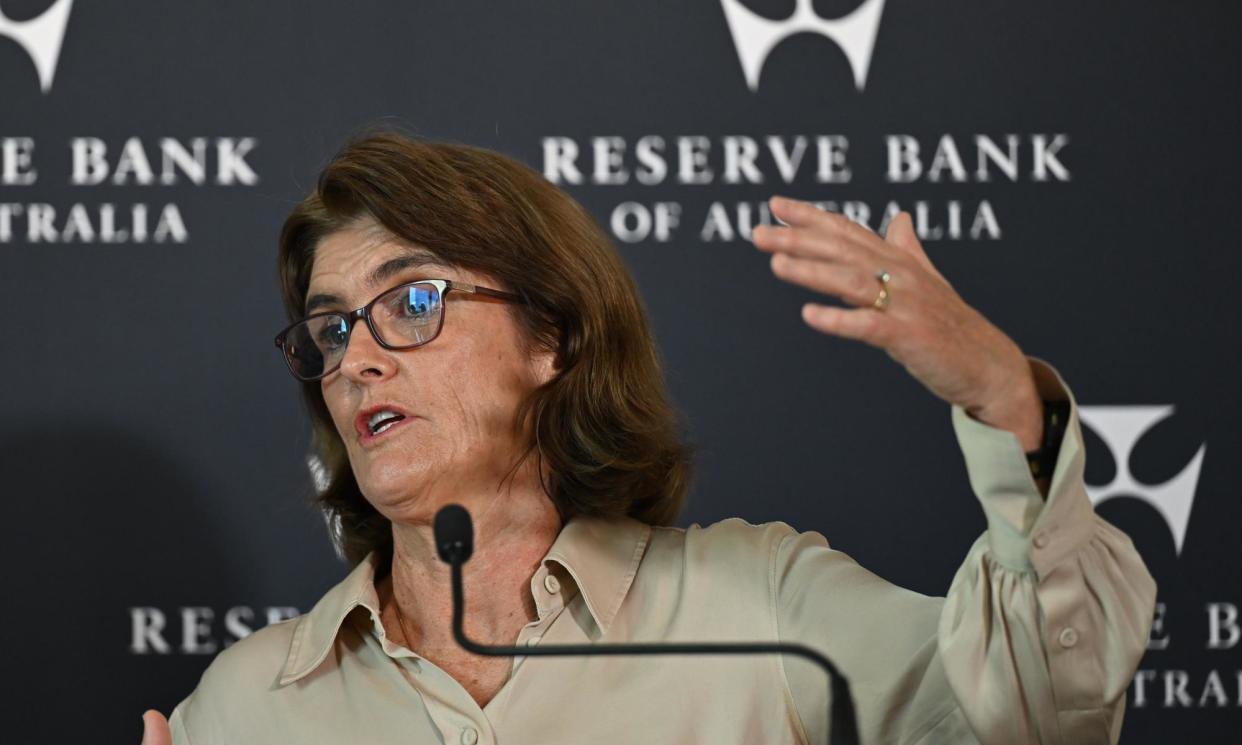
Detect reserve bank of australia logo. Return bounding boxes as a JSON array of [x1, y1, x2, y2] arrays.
[[1078, 405, 1206, 556], [719, 0, 888, 92], [0, 0, 75, 93]]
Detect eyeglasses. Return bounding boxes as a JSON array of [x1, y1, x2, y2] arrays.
[[274, 279, 523, 382]]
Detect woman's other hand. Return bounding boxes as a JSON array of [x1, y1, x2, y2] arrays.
[[140, 710, 171, 745], [752, 196, 1043, 451]]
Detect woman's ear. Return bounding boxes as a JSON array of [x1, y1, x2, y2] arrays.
[[530, 344, 559, 388]]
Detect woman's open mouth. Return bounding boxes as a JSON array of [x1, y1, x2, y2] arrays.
[[354, 405, 415, 444]]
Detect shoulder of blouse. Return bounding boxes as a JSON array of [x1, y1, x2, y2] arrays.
[[639, 517, 802, 617], [172, 614, 304, 735], [647, 517, 801, 576]]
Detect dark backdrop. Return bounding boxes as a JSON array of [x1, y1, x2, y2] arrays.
[[1, 0, 1238, 741]]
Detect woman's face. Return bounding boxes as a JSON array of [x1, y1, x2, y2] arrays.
[[308, 222, 555, 523]]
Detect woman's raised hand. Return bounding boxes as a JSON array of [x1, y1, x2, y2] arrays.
[[140, 710, 171, 745], [752, 196, 1043, 450]]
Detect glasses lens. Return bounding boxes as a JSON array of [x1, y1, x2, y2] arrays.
[[283, 314, 350, 380], [372, 282, 443, 347]]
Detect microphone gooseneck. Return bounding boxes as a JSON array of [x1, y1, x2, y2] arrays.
[[432, 505, 860, 745]]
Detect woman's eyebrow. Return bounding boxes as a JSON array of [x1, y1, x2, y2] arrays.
[[365, 250, 450, 288], [305, 292, 344, 314], [304, 249, 450, 314]]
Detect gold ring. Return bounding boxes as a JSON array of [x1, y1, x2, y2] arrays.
[[873, 270, 891, 311]]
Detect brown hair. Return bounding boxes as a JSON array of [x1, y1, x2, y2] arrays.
[[278, 131, 692, 566]]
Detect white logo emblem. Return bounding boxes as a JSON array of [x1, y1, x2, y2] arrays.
[[0, 0, 74, 93], [719, 0, 888, 92], [1078, 405, 1206, 556]]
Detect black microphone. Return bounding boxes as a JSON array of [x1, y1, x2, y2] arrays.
[[433, 504, 860, 745]]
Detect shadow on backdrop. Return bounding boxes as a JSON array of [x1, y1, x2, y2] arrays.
[[0, 424, 257, 742]]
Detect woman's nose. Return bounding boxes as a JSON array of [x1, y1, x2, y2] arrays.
[[338, 318, 397, 382]]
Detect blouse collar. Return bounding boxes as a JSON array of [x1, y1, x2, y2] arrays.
[[278, 514, 652, 686]]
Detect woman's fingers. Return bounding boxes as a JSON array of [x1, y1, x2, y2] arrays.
[[883, 211, 948, 284], [754, 195, 1032, 417], [752, 223, 864, 264], [770, 252, 884, 309], [772, 195, 887, 246], [141, 710, 171, 745], [801, 303, 887, 346], [756, 198, 907, 325], [768, 195, 861, 236], [753, 197, 898, 276]]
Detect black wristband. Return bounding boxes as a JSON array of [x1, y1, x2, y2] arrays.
[[1025, 399, 1071, 480]]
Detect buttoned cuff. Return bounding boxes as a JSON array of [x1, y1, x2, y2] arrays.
[[951, 356, 1091, 572]]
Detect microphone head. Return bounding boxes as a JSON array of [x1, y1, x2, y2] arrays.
[[433, 504, 474, 564]]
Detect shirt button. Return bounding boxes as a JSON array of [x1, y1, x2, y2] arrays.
[[544, 574, 561, 594], [1058, 627, 1079, 648], [1033, 531, 1050, 549], [461, 727, 479, 745]]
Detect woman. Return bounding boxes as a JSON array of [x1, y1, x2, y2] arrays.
[[142, 132, 1155, 744]]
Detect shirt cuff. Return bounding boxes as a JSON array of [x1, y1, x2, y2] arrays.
[[951, 356, 1091, 572]]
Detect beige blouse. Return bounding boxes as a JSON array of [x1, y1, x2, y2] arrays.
[[169, 358, 1157, 744]]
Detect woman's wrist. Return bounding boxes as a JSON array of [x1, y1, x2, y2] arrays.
[[967, 380, 1044, 453]]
